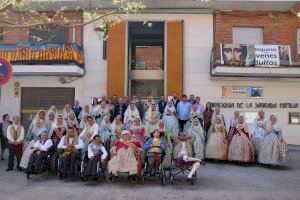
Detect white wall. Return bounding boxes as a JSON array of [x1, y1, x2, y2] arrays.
[[0, 76, 82, 118], [82, 23, 107, 105]]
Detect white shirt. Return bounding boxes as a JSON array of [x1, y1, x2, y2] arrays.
[[34, 139, 53, 151], [178, 142, 188, 157], [6, 124, 25, 143], [79, 123, 99, 140], [57, 136, 84, 150], [87, 143, 108, 160]]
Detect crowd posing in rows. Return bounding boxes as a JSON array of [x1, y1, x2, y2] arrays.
[[0, 93, 290, 184]]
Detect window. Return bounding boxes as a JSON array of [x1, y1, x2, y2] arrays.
[[289, 113, 300, 125], [29, 26, 69, 44], [233, 27, 263, 44], [222, 86, 263, 99], [297, 29, 300, 54], [0, 27, 3, 44]]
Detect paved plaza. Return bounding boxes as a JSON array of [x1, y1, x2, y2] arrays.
[[0, 149, 299, 200]]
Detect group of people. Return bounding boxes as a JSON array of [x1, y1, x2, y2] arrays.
[[0, 93, 290, 183]]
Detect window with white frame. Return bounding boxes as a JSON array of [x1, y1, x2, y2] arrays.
[[233, 27, 263, 45]]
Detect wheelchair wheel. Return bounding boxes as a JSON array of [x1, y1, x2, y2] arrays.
[[80, 173, 88, 182], [26, 172, 30, 180], [45, 170, 49, 180], [106, 174, 115, 183], [160, 170, 166, 186], [170, 173, 175, 185], [129, 175, 138, 184], [141, 175, 145, 184], [58, 171, 63, 180]]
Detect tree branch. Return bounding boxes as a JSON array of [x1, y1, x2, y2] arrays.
[[0, 8, 119, 29], [0, 2, 13, 14]]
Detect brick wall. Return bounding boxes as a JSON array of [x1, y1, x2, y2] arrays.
[[214, 8, 300, 61], [1, 11, 83, 46]]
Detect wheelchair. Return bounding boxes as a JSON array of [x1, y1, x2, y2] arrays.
[[169, 157, 198, 185], [140, 152, 166, 186], [80, 152, 106, 182], [26, 151, 52, 180], [106, 154, 142, 184], [57, 150, 82, 179]]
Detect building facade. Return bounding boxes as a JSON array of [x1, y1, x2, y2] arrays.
[[0, 0, 300, 144]]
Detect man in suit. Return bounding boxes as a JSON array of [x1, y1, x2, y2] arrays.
[[158, 95, 167, 115], [0, 114, 12, 160], [113, 98, 127, 121], [132, 95, 144, 118], [171, 92, 180, 108]]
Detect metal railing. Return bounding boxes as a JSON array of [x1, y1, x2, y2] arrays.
[[210, 44, 300, 76]]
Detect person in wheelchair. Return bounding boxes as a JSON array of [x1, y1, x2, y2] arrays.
[[108, 130, 142, 178], [173, 133, 205, 182], [27, 131, 53, 175], [57, 127, 83, 177], [144, 130, 167, 176], [85, 135, 108, 178]]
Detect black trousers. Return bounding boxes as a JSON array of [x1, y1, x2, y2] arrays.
[[8, 144, 22, 169], [27, 151, 47, 173], [60, 152, 78, 175], [178, 119, 188, 131], [86, 155, 101, 176]]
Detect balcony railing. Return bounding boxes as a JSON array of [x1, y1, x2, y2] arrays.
[[0, 41, 84, 67], [210, 44, 300, 78]]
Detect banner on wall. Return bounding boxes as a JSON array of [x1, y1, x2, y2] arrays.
[[220, 44, 291, 67], [0, 42, 84, 66]]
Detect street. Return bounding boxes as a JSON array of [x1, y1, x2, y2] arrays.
[[0, 150, 299, 200]]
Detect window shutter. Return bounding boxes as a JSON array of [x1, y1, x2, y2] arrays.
[[166, 21, 183, 97], [107, 22, 126, 97]]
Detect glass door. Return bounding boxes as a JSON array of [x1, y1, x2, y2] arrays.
[[128, 21, 165, 99]]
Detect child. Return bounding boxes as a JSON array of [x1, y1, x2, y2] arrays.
[[144, 129, 167, 176], [86, 135, 108, 177], [173, 133, 205, 182]]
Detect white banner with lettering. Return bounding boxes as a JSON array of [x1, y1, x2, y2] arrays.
[[254, 45, 280, 67]]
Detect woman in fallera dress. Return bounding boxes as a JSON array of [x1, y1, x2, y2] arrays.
[[45, 111, 56, 132], [95, 100, 110, 125], [251, 110, 268, 160], [26, 110, 46, 139], [228, 111, 240, 142], [205, 115, 228, 161], [78, 105, 92, 122], [123, 101, 141, 130], [184, 104, 203, 133], [129, 118, 146, 143], [228, 116, 255, 164], [109, 115, 125, 147], [187, 118, 205, 160], [162, 101, 179, 139], [20, 119, 47, 169], [144, 103, 162, 137], [258, 115, 289, 166], [98, 115, 111, 149], [90, 98, 99, 117], [67, 112, 79, 132], [62, 104, 73, 121]]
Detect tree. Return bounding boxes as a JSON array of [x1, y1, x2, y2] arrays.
[[0, 0, 148, 41]]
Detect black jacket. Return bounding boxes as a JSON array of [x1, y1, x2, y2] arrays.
[[158, 101, 167, 115], [0, 121, 12, 138], [113, 104, 127, 121]]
